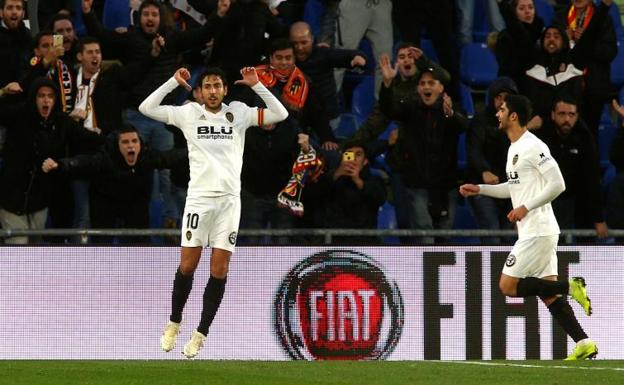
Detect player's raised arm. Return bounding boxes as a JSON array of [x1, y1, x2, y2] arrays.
[[138, 68, 191, 125], [234, 67, 288, 125]]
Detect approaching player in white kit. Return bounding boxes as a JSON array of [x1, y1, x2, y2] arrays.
[[139, 66, 288, 358], [459, 94, 596, 360]]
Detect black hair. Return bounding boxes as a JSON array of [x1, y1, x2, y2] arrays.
[[341, 139, 369, 158], [395, 41, 418, 54], [0, 0, 24, 9], [76, 36, 100, 53], [47, 12, 73, 30], [552, 94, 579, 111], [116, 123, 139, 137], [269, 38, 295, 56], [504, 94, 533, 127], [197, 67, 228, 87], [139, 0, 162, 14], [34, 30, 54, 48]]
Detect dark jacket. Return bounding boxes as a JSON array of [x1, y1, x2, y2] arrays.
[[352, 53, 449, 155], [536, 118, 604, 223], [241, 119, 299, 196], [466, 77, 517, 184], [83, 9, 223, 107], [525, 3, 612, 120], [208, 1, 288, 82], [378, 84, 468, 189], [554, 2, 617, 98], [296, 45, 365, 119], [56, 135, 187, 207], [0, 78, 104, 215], [0, 21, 32, 88], [495, 0, 544, 90], [307, 166, 387, 230]]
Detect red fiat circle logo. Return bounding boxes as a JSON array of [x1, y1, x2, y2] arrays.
[[274, 250, 404, 360]]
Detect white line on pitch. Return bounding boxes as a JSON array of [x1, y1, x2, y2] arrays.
[[416, 361, 624, 372]]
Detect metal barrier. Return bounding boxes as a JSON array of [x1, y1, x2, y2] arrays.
[[0, 228, 622, 245]]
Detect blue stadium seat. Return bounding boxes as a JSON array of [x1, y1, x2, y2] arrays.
[[357, 38, 376, 74], [459, 83, 475, 118], [535, 0, 555, 26], [103, 0, 131, 30], [451, 197, 480, 244], [599, 113, 618, 168], [71, 0, 87, 37], [607, 2, 624, 42], [419, 39, 438, 62], [602, 162, 617, 193], [351, 76, 375, 124], [334, 113, 359, 139], [611, 41, 624, 88], [460, 43, 499, 87], [457, 132, 467, 170], [377, 202, 400, 245], [303, 0, 324, 38]]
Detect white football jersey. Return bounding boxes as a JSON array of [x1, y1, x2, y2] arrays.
[[154, 89, 258, 197], [506, 131, 560, 238]]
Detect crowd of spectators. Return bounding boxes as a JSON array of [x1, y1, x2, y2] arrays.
[[0, 0, 623, 245]]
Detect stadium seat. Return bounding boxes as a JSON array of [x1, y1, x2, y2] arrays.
[[598, 113, 618, 168], [357, 38, 376, 74], [611, 41, 624, 88], [377, 202, 400, 245], [451, 197, 480, 244], [457, 132, 468, 171], [459, 83, 475, 118], [103, 0, 131, 30], [460, 43, 499, 88], [71, 0, 87, 37], [351, 76, 376, 124], [534, 0, 555, 26], [602, 162, 617, 192], [419, 39, 439, 62], [608, 2, 624, 42], [334, 113, 359, 139], [303, 0, 324, 38]]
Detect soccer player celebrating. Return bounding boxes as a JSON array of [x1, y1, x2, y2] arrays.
[[459, 94, 596, 360], [139, 66, 288, 358]]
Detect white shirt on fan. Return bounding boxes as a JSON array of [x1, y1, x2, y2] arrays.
[[139, 77, 288, 198]]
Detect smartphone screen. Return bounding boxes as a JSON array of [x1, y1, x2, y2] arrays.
[[53, 34, 64, 48]]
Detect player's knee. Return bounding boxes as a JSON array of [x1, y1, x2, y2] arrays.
[[210, 264, 228, 279], [179, 263, 197, 276]]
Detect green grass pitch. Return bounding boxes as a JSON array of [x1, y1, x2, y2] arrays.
[[2, 360, 623, 385]]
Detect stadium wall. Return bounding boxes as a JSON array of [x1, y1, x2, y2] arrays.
[[0, 246, 622, 360]]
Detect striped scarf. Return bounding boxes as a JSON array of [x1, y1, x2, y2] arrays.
[[255, 64, 309, 111]]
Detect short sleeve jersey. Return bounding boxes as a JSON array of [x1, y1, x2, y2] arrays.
[[506, 131, 561, 238], [160, 100, 258, 197]]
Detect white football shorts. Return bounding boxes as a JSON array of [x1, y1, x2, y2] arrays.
[[502, 235, 559, 278], [180, 194, 241, 252]]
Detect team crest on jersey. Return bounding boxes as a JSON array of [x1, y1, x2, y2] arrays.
[[505, 254, 516, 267], [512, 154, 518, 165], [225, 112, 234, 123], [186, 231, 192, 241], [228, 231, 237, 245]]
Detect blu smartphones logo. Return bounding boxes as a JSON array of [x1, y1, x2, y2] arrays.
[[274, 250, 403, 360]]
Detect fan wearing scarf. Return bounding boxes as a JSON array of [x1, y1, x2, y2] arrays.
[[252, 38, 335, 216], [554, 0, 616, 140], [21, 31, 75, 113]]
